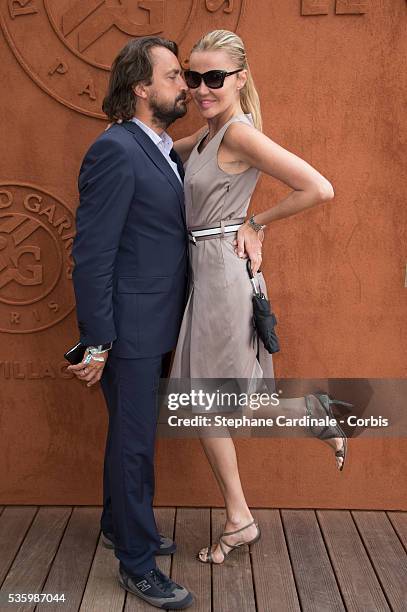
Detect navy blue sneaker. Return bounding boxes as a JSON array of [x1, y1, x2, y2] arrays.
[[118, 565, 193, 609], [101, 531, 176, 555]]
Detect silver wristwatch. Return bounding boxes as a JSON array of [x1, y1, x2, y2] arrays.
[[87, 342, 113, 354], [248, 214, 266, 232]]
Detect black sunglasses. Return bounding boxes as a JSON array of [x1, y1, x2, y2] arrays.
[[183, 68, 242, 89]]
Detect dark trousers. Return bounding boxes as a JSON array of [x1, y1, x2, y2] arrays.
[[99, 353, 164, 576]]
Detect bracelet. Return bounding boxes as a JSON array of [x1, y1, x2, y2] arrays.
[[248, 214, 266, 233], [87, 342, 112, 354], [83, 353, 105, 364]]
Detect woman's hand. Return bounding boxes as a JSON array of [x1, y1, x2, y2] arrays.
[[234, 223, 264, 275]]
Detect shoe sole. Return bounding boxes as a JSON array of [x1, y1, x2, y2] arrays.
[[118, 576, 194, 610]]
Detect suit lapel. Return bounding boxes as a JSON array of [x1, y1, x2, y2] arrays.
[[121, 121, 185, 223], [170, 148, 185, 182]]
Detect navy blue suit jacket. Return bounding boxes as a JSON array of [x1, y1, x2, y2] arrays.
[[72, 120, 188, 358]]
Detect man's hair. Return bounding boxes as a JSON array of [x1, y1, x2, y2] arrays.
[[102, 36, 179, 122]]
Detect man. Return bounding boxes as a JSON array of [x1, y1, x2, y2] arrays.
[[68, 36, 193, 609]]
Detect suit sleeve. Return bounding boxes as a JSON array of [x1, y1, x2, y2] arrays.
[[72, 136, 135, 346]]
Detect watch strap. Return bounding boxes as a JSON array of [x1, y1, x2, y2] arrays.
[[88, 342, 113, 353], [249, 214, 266, 232]]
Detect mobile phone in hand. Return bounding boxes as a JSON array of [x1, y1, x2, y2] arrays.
[[64, 342, 87, 365]]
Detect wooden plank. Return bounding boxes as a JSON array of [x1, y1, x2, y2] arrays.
[[79, 531, 124, 612], [82, 508, 175, 611], [387, 511, 407, 549], [251, 509, 300, 611], [0, 507, 37, 586], [36, 507, 100, 612], [317, 510, 390, 611], [124, 507, 176, 611], [211, 508, 256, 612], [171, 507, 211, 612], [0, 507, 71, 612], [352, 511, 407, 612], [282, 509, 345, 612]]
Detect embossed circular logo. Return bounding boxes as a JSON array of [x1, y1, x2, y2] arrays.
[[0, 183, 75, 333], [0, 0, 245, 118]]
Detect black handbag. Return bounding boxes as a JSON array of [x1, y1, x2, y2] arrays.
[[247, 259, 280, 354]]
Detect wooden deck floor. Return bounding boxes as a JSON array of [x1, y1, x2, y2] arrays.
[[0, 506, 406, 612]]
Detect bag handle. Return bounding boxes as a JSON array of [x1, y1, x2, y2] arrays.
[[246, 259, 261, 296]]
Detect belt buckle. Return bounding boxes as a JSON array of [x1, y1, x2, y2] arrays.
[[188, 231, 197, 245]]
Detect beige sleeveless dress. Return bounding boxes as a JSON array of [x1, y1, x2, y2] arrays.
[[170, 114, 275, 394]]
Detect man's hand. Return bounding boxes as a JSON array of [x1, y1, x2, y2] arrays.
[[67, 349, 108, 387], [233, 223, 264, 275]]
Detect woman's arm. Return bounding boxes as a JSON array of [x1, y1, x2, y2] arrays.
[[173, 126, 208, 164], [224, 122, 335, 273], [226, 122, 334, 223]]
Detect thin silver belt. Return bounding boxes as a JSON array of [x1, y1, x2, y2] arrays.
[[188, 219, 244, 244]]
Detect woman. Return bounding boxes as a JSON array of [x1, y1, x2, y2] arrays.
[[169, 30, 353, 564]]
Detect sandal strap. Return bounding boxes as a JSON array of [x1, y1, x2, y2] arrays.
[[218, 537, 232, 557], [219, 536, 243, 552], [305, 396, 321, 436], [315, 393, 353, 408], [306, 395, 347, 440], [206, 545, 213, 563], [329, 398, 353, 407], [222, 519, 255, 537], [316, 424, 331, 438]]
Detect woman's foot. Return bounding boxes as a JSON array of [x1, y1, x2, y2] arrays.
[[198, 517, 260, 564], [305, 394, 350, 471]]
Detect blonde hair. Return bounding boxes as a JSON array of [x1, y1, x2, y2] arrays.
[[191, 30, 262, 131]]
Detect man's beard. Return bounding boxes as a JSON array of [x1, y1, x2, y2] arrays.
[[149, 93, 187, 129]]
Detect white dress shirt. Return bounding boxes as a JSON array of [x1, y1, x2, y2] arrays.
[[131, 117, 183, 184]]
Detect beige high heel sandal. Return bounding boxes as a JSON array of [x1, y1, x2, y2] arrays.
[[305, 392, 353, 471], [197, 519, 261, 564]]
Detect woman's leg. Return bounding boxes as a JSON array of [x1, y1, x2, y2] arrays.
[[197, 434, 259, 563], [197, 394, 345, 562]]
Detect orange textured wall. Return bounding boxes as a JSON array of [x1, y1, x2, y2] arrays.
[[0, 1, 406, 509]]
